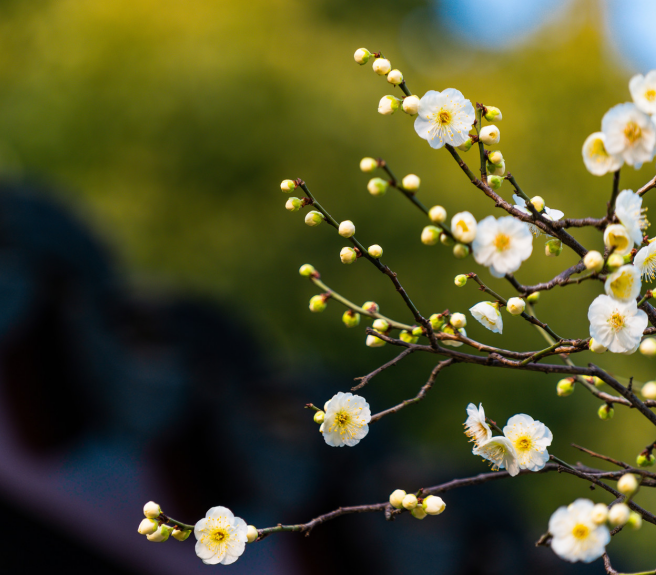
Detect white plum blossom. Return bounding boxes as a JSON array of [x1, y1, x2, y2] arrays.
[[629, 70, 656, 115], [512, 194, 564, 236], [472, 216, 533, 276], [322, 392, 371, 447], [194, 507, 248, 565], [503, 414, 552, 471], [451, 211, 477, 243], [634, 240, 656, 281], [603, 224, 633, 256], [464, 403, 492, 447], [602, 103, 656, 166], [588, 295, 648, 354], [414, 89, 475, 149], [604, 265, 642, 302], [549, 499, 610, 563], [582, 132, 623, 175], [469, 302, 503, 334], [615, 189, 648, 245], [472, 436, 520, 477]]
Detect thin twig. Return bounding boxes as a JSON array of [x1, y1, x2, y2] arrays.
[[352, 348, 415, 391]]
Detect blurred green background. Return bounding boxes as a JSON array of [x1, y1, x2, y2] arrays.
[[0, 0, 654, 571]]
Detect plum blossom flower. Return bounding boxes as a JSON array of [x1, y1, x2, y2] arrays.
[[603, 224, 633, 256], [588, 295, 648, 354], [601, 103, 655, 166], [472, 436, 520, 477], [502, 414, 552, 471], [472, 216, 533, 276], [194, 507, 248, 565], [604, 265, 642, 302], [549, 499, 610, 563], [629, 70, 656, 115], [634, 240, 656, 281], [414, 89, 475, 149], [615, 190, 649, 246], [463, 403, 492, 447], [469, 302, 503, 334], [582, 132, 623, 175], [322, 392, 371, 447]]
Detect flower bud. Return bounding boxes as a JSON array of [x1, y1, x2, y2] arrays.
[[400, 330, 418, 344], [529, 196, 544, 212], [608, 503, 630, 527], [483, 106, 502, 122], [627, 511, 642, 530], [545, 239, 563, 257], [313, 410, 325, 424], [506, 297, 525, 315], [450, 312, 467, 329], [639, 338, 656, 356], [372, 58, 391, 75], [606, 253, 625, 271], [138, 518, 159, 535], [642, 381, 656, 399], [556, 378, 575, 397], [360, 157, 377, 172], [591, 503, 608, 525], [411, 506, 427, 520], [457, 138, 473, 152], [588, 338, 607, 353], [340, 247, 357, 264], [402, 174, 420, 191], [362, 301, 379, 314], [487, 175, 503, 190], [354, 48, 372, 65], [487, 160, 505, 176], [422, 495, 446, 515], [387, 69, 403, 85], [451, 211, 477, 243], [285, 197, 302, 212], [592, 376, 604, 387], [440, 233, 454, 246], [402, 493, 418, 510], [172, 529, 192, 542], [366, 334, 386, 347], [430, 313, 445, 330], [143, 501, 161, 519], [309, 295, 327, 313], [526, 292, 540, 304], [342, 310, 361, 328], [368, 244, 383, 258], [637, 452, 656, 467], [299, 264, 315, 277], [368, 177, 389, 196], [604, 224, 632, 256], [618, 473, 639, 495], [402, 95, 420, 115], [429, 205, 447, 224], [147, 525, 173, 542], [378, 95, 401, 115], [412, 326, 423, 336], [389, 489, 406, 509], [479, 125, 500, 145], [338, 220, 356, 238], [598, 404, 614, 420], [441, 324, 465, 347], [305, 211, 324, 226], [280, 179, 297, 192], [421, 225, 441, 246], [453, 243, 470, 259], [372, 318, 389, 332], [246, 525, 259, 543], [488, 151, 504, 165], [584, 250, 604, 272], [454, 274, 468, 287]]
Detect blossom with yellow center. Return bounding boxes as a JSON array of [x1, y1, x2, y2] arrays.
[[322, 392, 371, 447], [414, 89, 475, 149], [630, 70, 656, 115], [194, 506, 248, 565], [472, 436, 519, 476], [463, 403, 492, 447], [602, 102, 655, 166], [604, 264, 642, 302], [634, 240, 656, 281], [588, 294, 648, 354], [603, 224, 633, 256], [502, 414, 552, 471], [472, 216, 533, 277], [582, 132, 623, 175]]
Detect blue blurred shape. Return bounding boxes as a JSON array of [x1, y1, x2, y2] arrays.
[[605, 0, 656, 71]]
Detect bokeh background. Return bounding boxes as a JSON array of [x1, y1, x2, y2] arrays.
[[0, 0, 654, 573]]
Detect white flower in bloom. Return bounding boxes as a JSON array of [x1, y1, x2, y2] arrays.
[[503, 414, 552, 471], [469, 302, 503, 334], [582, 132, 623, 176], [602, 103, 656, 166], [472, 216, 533, 276], [322, 392, 371, 447], [630, 71, 656, 115], [512, 194, 564, 236], [194, 507, 248, 565], [588, 295, 648, 354], [414, 89, 475, 149], [472, 436, 520, 476], [615, 190, 649, 246], [604, 265, 642, 302], [451, 211, 477, 243], [464, 403, 492, 447], [549, 499, 610, 563], [603, 224, 633, 256], [635, 241, 656, 281]]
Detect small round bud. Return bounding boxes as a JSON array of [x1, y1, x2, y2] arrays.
[[143, 501, 161, 519], [637, 452, 656, 467], [479, 125, 500, 145], [389, 489, 407, 509], [487, 160, 505, 176], [592, 376, 604, 387], [545, 238, 563, 257], [354, 48, 372, 65], [598, 404, 614, 420], [506, 297, 525, 315], [360, 157, 377, 172], [556, 378, 575, 397], [642, 381, 656, 399], [402, 493, 418, 510], [429, 205, 447, 224], [608, 503, 630, 527], [627, 511, 642, 530], [387, 69, 403, 85], [421, 225, 441, 246], [378, 95, 401, 115], [412, 326, 423, 336], [362, 301, 379, 314], [400, 330, 418, 344], [313, 410, 325, 424], [453, 243, 470, 259], [411, 506, 427, 520], [588, 337, 607, 353], [488, 151, 504, 165], [591, 503, 608, 525], [440, 233, 454, 246], [530, 196, 545, 212], [483, 106, 502, 122], [639, 338, 656, 356], [584, 250, 604, 272], [457, 138, 473, 152], [246, 525, 259, 543], [606, 253, 624, 271], [454, 274, 468, 287], [367, 177, 389, 196], [172, 529, 192, 542], [285, 197, 302, 212], [280, 179, 297, 192], [338, 220, 356, 238], [422, 495, 446, 515], [618, 473, 639, 495], [340, 247, 357, 264], [526, 292, 540, 304], [368, 244, 383, 258], [450, 313, 467, 329], [138, 518, 159, 535], [487, 175, 503, 190], [147, 525, 173, 542], [451, 211, 477, 243], [309, 295, 327, 313], [365, 334, 386, 347], [402, 95, 420, 116], [372, 318, 389, 332], [430, 313, 445, 330], [372, 58, 391, 75], [342, 310, 361, 328], [299, 264, 315, 277], [305, 211, 324, 227], [402, 174, 420, 191]]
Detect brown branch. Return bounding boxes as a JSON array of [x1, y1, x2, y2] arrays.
[[638, 174, 656, 197], [550, 217, 607, 230], [352, 348, 415, 391], [607, 170, 621, 220], [571, 444, 631, 470], [505, 262, 603, 296]]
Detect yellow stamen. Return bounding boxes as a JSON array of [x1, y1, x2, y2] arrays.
[[645, 89, 656, 102], [572, 524, 590, 540], [494, 233, 510, 251], [624, 121, 642, 144], [608, 311, 625, 331]]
